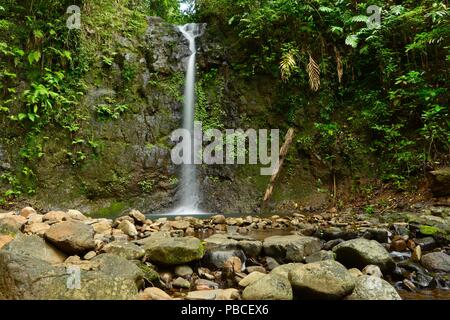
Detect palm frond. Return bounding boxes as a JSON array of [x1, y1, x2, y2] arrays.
[[306, 54, 320, 91], [280, 50, 297, 82]]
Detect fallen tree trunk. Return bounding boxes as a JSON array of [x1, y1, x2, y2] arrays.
[[262, 128, 295, 208]]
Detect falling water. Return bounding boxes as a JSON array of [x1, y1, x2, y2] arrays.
[[174, 23, 203, 215]]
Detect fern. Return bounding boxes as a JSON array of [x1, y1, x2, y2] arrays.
[[350, 15, 369, 23], [345, 35, 359, 48]]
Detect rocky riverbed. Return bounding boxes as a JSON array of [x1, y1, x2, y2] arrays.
[[0, 205, 449, 300]]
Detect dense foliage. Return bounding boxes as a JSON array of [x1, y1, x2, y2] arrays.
[[195, 0, 449, 190], [0, 0, 448, 206]]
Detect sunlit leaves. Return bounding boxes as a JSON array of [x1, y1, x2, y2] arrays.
[[27, 50, 41, 65], [345, 35, 358, 48]]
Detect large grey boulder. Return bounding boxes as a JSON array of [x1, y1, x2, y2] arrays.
[[0, 251, 140, 299], [2, 233, 67, 264], [421, 252, 450, 273], [263, 235, 321, 262], [289, 260, 355, 299], [333, 238, 395, 273], [90, 253, 144, 288], [345, 275, 402, 300], [44, 221, 95, 255], [101, 240, 145, 260], [143, 236, 204, 265], [242, 274, 293, 300]]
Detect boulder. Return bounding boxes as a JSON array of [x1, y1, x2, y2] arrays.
[[270, 263, 303, 279], [333, 238, 395, 273], [362, 265, 383, 278], [2, 234, 67, 264], [0, 251, 138, 299], [128, 209, 146, 224], [203, 249, 246, 269], [428, 167, 450, 197], [143, 236, 204, 265], [345, 275, 401, 300], [0, 219, 20, 236], [172, 277, 191, 289], [66, 210, 88, 221], [238, 271, 266, 287], [92, 220, 112, 234], [289, 260, 355, 299], [211, 215, 226, 224], [421, 252, 450, 273], [0, 235, 14, 249], [43, 211, 67, 223], [204, 234, 239, 250], [238, 240, 262, 257], [174, 265, 193, 277], [242, 274, 293, 300], [45, 221, 95, 255], [117, 220, 138, 237], [171, 220, 190, 230], [23, 222, 50, 235], [263, 235, 321, 262], [305, 250, 335, 263], [101, 240, 145, 260], [0, 216, 26, 229], [20, 207, 37, 218], [90, 253, 144, 288]]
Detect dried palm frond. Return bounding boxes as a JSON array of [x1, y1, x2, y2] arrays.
[[306, 54, 320, 91], [334, 47, 343, 83], [280, 50, 297, 82]]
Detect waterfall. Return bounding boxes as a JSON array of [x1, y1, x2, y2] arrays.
[[174, 23, 203, 215]]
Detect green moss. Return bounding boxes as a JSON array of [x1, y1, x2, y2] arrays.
[[137, 263, 160, 284], [89, 201, 127, 218], [419, 225, 441, 236]]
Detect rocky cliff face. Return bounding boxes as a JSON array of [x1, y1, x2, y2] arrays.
[[0, 16, 333, 216]]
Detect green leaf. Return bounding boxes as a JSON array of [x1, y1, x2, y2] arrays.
[[18, 113, 27, 121], [33, 30, 44, 39], [350, 15, 369, 23], [28, 113, 36, 122], [27, 51, 41, 65], [345, 35, 359, 48], [331, 26, 343, 35], [62, 50, 72, 61], [319, 6, 333, 13]]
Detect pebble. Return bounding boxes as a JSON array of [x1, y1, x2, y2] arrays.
[[175, 265, 194, 277], [412, 245, 422, 262], [362, 265, 383, 278], [138, 287, 172, 300], [172, 277, 191, 289], [84, 251, 97, 260]]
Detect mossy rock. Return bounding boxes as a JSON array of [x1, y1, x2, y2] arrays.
[[0, 222, 19, 237], [136, 262, 160, 284], [143, 236, 205, 266], [419, 225, 442, 236]]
